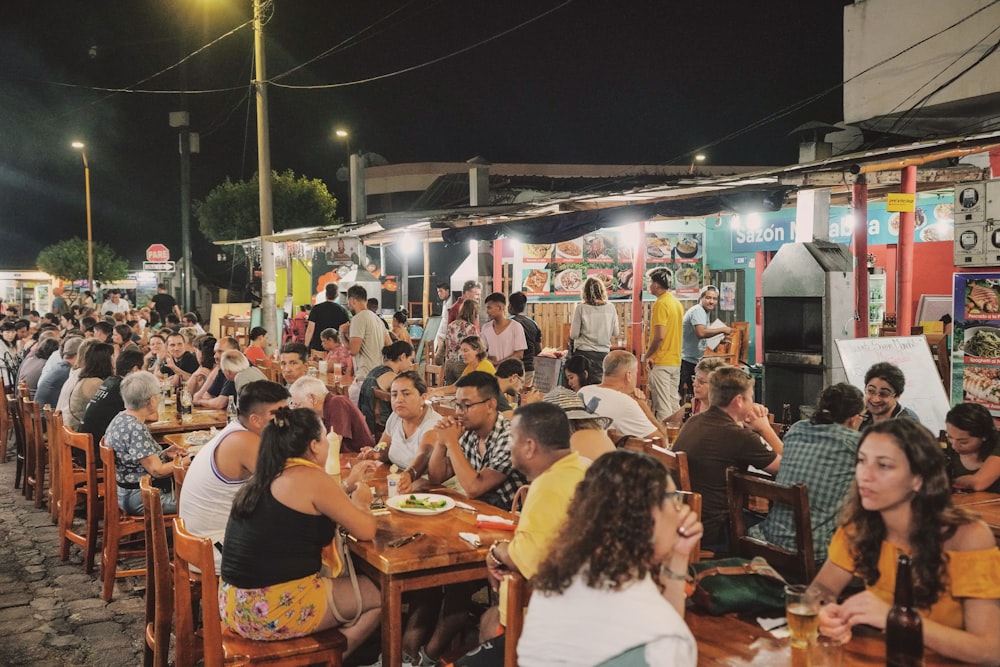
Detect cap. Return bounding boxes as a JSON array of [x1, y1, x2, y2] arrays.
[[542, 387, 612, 429], [62, 336, 83, 357]]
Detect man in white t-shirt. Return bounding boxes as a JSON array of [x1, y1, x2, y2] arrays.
[[178, 380, 288, 572], [339, 284, 391, 402], [480, 292, 527, 364], [578, 351, 663, 440]]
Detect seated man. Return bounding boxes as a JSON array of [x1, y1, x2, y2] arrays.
[[160, 331, 199, 388], [178, 380, 289, 572], [192, 337, 240, 405], [194, 350, 246, 409], [35, 336, 82, 409], [494, 358, 525, 416], [278, 341, 310, 386], [858, 361, 920, 428], [672, 366, 782, 553], [427, 371, 527, 510], [432, 402, 588, 666], [577, 350, 663, 439], [287, 375, 375, 453]]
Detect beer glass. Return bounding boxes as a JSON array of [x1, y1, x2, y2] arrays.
[[785, 584, 820, 649]]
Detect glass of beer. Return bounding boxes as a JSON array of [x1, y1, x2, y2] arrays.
[[785, 584, 820, 649]]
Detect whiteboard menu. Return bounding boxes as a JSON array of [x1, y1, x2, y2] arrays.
[[835, 336, 950, 435]]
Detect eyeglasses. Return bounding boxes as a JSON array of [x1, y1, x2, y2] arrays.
[[692, 374, 708, 385], [663, 490, 686, 510], [864, 386, 895, 400], [454, 399, 490, 413]]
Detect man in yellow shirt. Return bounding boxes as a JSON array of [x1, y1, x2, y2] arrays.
[[644, 267, 684, 421]]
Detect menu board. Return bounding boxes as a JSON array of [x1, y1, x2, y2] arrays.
[[514, 229, 704, 298], [952, 272, 1000, 414]]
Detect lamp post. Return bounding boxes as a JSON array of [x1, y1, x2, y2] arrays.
[[71, 141, 95, 291], [334, 128, 351, 220], [688, 153, 706, 175]]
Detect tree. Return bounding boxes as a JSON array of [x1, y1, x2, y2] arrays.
[[194, 169, 339, 242], [36, 238, 129, 284]]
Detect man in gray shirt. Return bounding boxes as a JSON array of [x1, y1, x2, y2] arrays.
[[340, 284, 391, 403], [680, 285, 731, 398]]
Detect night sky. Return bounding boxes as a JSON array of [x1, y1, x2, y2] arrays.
[[0, 1, 850, 271]]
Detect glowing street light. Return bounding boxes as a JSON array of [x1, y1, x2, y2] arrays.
[[70, 141, 95, 290], [688, 153, 707, 174]]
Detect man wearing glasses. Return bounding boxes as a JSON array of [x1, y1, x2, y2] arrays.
[[428, 371, 527, 510], [680, 285, 732, 398], [859, 362, 920, 429]]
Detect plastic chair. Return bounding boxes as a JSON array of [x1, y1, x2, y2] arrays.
[[172, 517, 347, 667], [141, 476, 173, 667]]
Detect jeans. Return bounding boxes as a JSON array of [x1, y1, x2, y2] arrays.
[[118, 485, 177, 516]]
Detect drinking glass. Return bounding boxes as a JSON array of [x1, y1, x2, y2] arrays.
[[809, 635, 844, 667], [785, 584, 820, 649]]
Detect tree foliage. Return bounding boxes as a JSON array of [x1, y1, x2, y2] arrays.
[[36, 238, 129, 283], [194, 169, 339, 242]]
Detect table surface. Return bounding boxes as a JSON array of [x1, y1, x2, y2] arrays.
[[147, 407, 227, 436], [342, 455, 516, 667], [951, 491, 1000, 540], [687, 610, 955, 665]]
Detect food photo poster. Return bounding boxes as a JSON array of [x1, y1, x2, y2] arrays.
[[952, 272, 1000, 413]]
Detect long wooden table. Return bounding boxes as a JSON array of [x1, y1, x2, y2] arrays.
[[688, 609, 955, 665], [342, 456, 516, 667], [148, 407, 227, 442], [952, 491, 1000, 542]]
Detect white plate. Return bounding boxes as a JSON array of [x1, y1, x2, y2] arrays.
[[386, 493, 456, 515]]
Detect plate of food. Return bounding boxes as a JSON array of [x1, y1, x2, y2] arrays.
[[523, 244, 552, 260], [675, 236, 700, 258], [184, 431, 213, 447], [555, 240, 583, 260], [522, 269, 550, 293], [618, 246, 634, 262], [588, 271, 615, 291], [584, 234, 614, 261], [387, 493, 456, 515], [920, 225, 952, 242], [962, 326, 1000, 358], [555, 269, 583, 292], [888, 213, 900, 236], [934, 203, 954, 223], [676, 267, 700, 288], [646, 237, 672, 259], [967, 281, 1000, 315]]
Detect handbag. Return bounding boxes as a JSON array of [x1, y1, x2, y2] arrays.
[[689, 556, 787, 615], [321, 528, 364, 624]]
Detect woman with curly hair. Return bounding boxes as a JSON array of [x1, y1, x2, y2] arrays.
[[568, 276, 619, 382], [814, 419, 1000, 664], [518, 449, 703, 666], [944, 402, 1000, 493]]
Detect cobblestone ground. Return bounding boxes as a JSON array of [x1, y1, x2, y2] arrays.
[[0, 457, 145, 667]]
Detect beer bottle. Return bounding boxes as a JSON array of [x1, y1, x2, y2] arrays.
[[779, 403, 792, 436], [226, 395, 238, 424], [886, 553, 923, 667], [682, 393, 694, 422]]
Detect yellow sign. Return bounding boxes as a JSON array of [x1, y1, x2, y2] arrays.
[[886, 193, 916, 212]]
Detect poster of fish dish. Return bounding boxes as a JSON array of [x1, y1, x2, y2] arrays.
[[953, 272, 1000, 412]]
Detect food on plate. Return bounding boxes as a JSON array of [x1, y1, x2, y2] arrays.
[[401, 494, 448, 510], [524, 244, 552, 259], [523, 269, 549, 293], [585, 235, 610, 258], [920, 225, 952, 242], [934, 203, 954, 222], [590, 272, 614, 290], [646, 237, 671, 258], [913, 208, 927, 228], [556, 240, 581, 257], [969, 283, 999, 313], [618, 246, 634, 262], [964, 367, 1000, 404], [676, 237, 699, 257], [556, 270, 583, 291], [888, 213, 900, 235], [964, 328, 1000, 357], [676, 267, 699, 287], [618, 268, 634, 290]]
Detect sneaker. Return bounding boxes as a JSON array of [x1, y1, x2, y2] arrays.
[[416, 648, 437, 666], [358, 655, 417, 667]]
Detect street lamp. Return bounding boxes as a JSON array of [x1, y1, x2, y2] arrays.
[[335, 128, 350, 160], [71, 141, 95, 291], [688, 153, 706, 174]]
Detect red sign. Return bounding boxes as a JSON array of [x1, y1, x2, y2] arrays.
[[146, 244, 170, 262]]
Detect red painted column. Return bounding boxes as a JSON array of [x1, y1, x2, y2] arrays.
[[631, 221, 647, 359], [492, 239, 503, 295], [897, 166, 917, 335], [853, 177, 869, 338]]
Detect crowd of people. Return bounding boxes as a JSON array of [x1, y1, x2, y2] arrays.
[[5, 274, 1000, 667]]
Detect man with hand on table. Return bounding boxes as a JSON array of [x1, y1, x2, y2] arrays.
[[288, 375, 375, 453], [193, 349, 245, 409], [193, 337, 241, 405], [449, 401, 588, 667], [578, 350, 665, 440]]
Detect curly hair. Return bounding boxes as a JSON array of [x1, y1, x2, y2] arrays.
[[581, 277, 607, 306], [946, 402, 998, 463], [810, 383, 864, 425], [533, 450, 669, 594], [839, 419, 977, 609]]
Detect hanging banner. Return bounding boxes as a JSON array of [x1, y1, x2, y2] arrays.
[[952, 272, 1000, 414]]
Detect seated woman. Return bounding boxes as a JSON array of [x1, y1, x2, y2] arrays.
[[358, 340, 415, 434], [443, 299, 480, 385], [219, 407, 382, 655], [562, 354, 600, 392], [518, 450, 702, 666], [243, 326, 270, 367], [185, 336, 217, 396], [104, 371, 185, 514], [752, 383, 864, 563], [68, 341, 114, 430], [428, 336, 495, 399], [665, 357, 728, 425], [391, 309, 412, 344], [945, 402, 1000, 493], [359, 370, 440, 494], [319, 327, 354, 377], [813, 419, 1000, 664]]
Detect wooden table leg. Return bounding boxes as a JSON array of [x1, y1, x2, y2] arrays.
[[381, 577, 405, 667]]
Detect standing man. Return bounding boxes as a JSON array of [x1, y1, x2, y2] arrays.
[[643, 268, 684, 422], [480, 292, 527, 364], [149, 283, 181, 322], [434, 281, 456, 365], [448, 280, 483, 326], [179, 380, 290, 572], [100, 290, 130, 316], [859, 362, 921, 428], [305, 283, 351, 353], [339, 285, 391, 403], [672, 366, 782, 553], [507, 291, 542, 385], [680, 285, 731, 398]]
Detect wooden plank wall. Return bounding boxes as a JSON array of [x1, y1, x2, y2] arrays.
[[525, 301, 653, 350]]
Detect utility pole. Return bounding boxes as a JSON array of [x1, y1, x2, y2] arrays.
[[253, 0, 277, 349]]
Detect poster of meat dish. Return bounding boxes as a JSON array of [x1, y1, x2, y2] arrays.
[[953, 273, 1000, 412]]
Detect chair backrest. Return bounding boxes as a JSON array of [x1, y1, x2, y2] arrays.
[[726, 467, 816, 584], [172, 456, 190, 511], [173, 517, 221, 667], [141, 476, 173, 667], [621, 437, 690, 492], [100, 440, 120, 503], [372, 387, 390, 433], [44, 405, 61, 520], [503, 572, 533, 667], [424, 364, 443, 389]]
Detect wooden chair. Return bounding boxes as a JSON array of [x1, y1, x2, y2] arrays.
[[172, 517, 347, 667], [44, 406, 62, 524], [726, 467, 816, 584], [424, 363, 443, 389], [172, 456, 190, 513], [23, 396, 47, 508], [621, 436, 691, 492], [141, 476, 173, 667], [0, 379, 11, 464], [11, 384, 29, 493], [59, 425, 103, 573], [372, 387, 390, 440], [681, 491, 703, 564], [503, 572, 532, 667]]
